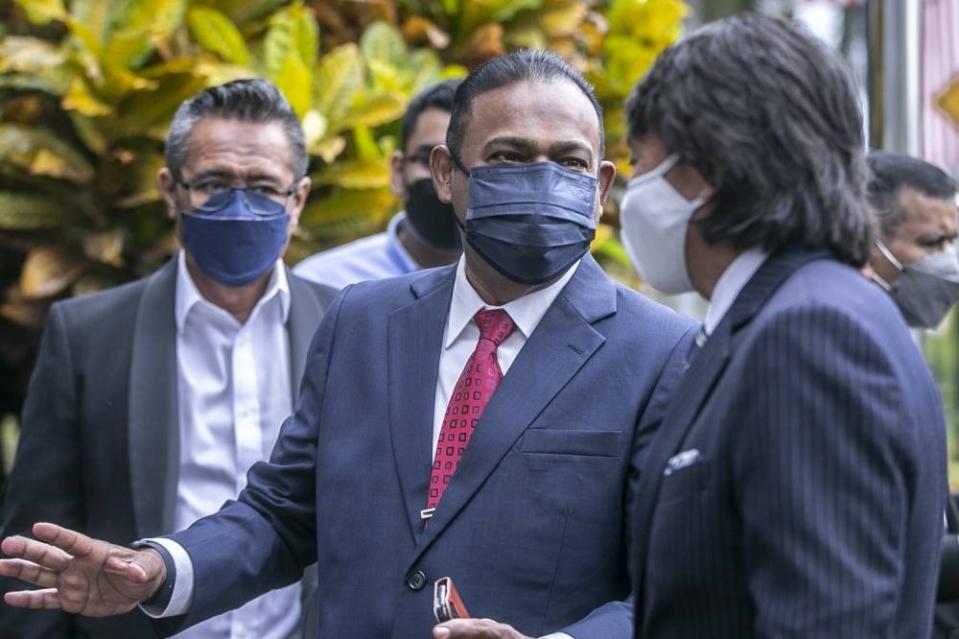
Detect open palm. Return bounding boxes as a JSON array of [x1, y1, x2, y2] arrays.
[[0, 522, 165, 616]]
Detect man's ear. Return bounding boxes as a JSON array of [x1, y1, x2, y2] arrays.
[[430, 144, 455, 204], [594, 160, 617, 222], [157, 168, 178, 221], [288, 175, 311, 231], [390, 150, 406, 199]]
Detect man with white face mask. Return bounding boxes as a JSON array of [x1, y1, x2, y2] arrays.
[[866, 151, 959, 329], [620, 14, 947, 639]]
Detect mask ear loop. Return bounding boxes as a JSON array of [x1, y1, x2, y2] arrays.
[[876, 240, 904, 271]]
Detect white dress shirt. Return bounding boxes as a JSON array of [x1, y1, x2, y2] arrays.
[[150, 256, 582, 638], [152, 251, 301, 639], [703, 248, 769, 336]]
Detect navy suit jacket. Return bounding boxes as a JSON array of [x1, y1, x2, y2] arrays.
[[156, 257, 694, 638], [631, 251, 947, 638]]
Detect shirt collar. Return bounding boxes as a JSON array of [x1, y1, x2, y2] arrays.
[[386, 211, 421, 272], [444, 256, 580, 349], [175, 250, 290, 333], [703, 248, 768, 335]]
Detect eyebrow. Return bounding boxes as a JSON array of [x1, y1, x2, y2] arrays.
[[482, 136, 594, 162], [189, 168, 286, 183]]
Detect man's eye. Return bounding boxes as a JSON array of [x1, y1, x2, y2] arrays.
[[196, 181, 229, 194], [250, 185, 283, 197], [489, 151, 524, 163], [560, 158, 589, 170]]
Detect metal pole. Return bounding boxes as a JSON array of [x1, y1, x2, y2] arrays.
[[867, 0, 922, 154]]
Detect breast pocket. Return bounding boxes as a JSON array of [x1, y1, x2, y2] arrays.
[[519, 428, 623, 457], [657, 459, 712, 504]]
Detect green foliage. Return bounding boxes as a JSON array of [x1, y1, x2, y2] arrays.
[[0, 0, 687, 439]]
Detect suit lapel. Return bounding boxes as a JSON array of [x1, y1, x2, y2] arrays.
[[128, 259, 179, 538], [286, 269, 325, 397], [631, 249, 831, 616], [388, 268, 457, 540], [409, 257, 616, 563]]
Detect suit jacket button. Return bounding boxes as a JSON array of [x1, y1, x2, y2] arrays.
[[406, 570, 427, 591]]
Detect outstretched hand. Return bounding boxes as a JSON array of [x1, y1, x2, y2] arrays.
[[0, 522, 166, 616], [433, 618, 533, 638]]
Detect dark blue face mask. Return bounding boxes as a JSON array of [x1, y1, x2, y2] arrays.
[[179, 188, 290, 287], [460, 161, 598, 285]]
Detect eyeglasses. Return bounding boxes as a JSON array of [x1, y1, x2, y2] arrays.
[[176, 178, 296, 215]]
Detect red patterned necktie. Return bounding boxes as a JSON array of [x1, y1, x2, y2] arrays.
[[423, 309, 515, 521]]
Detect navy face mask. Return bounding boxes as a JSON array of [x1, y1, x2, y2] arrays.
[[461, 161, 598, 285], [179, 188, 290, 286]]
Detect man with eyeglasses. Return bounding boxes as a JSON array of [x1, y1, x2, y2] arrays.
[[294, 79, 464, 289], [0, 78, 337, 639]]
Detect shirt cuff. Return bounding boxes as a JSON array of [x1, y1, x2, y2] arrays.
[[540, 634, 574, 639], [135, 537, 195, 618]]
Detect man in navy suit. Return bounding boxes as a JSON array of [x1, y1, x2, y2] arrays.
[[0, 52, 693, 639], [617, 15, 947, 638]]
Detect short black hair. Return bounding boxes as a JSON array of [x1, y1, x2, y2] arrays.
[[446, 49, 604, 161], [627, 13, 871, 266], [401, 78, 462, 151], [867, 151, 957, 240], [166, 78, 308, 179]]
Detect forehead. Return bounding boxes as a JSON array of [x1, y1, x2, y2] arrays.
[[184, 117, 293, 176], [407, 107, 450, 149], [897, 187, 958, 231], [461, 79, 601, 155]]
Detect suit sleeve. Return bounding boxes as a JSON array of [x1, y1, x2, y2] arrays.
[[730, 305, 923, 637], [154, 285, 351, 634], [559, 324, 697, 639], [0, 303, 81, 637]]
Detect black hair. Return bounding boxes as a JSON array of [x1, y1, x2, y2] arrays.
[[867, 151, 957, 239], [401, 78, 463, 150], [165, 78, 307, 179], [446, 49, 604, 163], [626, 13, 871, 266]]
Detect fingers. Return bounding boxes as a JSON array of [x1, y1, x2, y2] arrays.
[[4, 588, 62, 610], [104, 555, 148, 583], [0, 558, 59, 588], [0, 536, 71, 571], [434, 618, 522, 638], [33, 523, 97, 559]]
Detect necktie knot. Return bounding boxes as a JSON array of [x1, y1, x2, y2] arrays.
[[474, 309, 514, 347]]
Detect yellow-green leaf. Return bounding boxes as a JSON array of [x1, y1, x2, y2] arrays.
[[187, 6, 250, 65], [62, 77, 111, 117], [14, 0, 66, 25], [339, 91, 407, 129], [300, 187, 395, 227], [360, 21, 407, 68], [20, 246, 88, 300], [102, 0, 186, 69], [274, 55, 312, 118], [0, 193, 76, 230], [309, 135, 346, 164], [264, 3, 319, 79], [352, 125, 380, 161], [117, 74, 207, 137], [83, 230, 126, 267], [302, 110, 328, 150], [0, 124, 94, 183], [0, 37, 66, 74], [313, 44, 364, 126], [311, 158, 390, 189]]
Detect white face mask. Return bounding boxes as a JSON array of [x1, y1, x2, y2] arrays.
[[619, 153, 706, 294]]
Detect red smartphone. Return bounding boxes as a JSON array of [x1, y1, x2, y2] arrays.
[[433, 576, 470, 622]]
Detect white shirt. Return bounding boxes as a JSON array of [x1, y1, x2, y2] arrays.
[[703, 248, 769, 336], [155, 251, 301, 639], [150, 256, 580, 638]]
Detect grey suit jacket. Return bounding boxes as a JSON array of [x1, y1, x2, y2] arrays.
[[0, 258, 336, 639]]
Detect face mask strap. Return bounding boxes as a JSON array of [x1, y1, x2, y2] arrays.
[[876, 240, 904, 272], [448, 149, 470, 175]]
